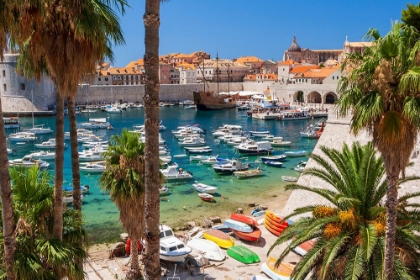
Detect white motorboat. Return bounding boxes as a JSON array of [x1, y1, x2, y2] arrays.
[[284, 150, 307, 157], [260, 155, 287, 162], [78, 147, 105, 162], [159, 186, 171, 196], [9, 132, 37, 142], [9, 155, 50, 169], [294, 161, 307, 172], [35, 138, 68, 149], [28, 151, 56, 160], [249, 130, 270, 137], [192, 181, 218, 194], [82, 141, 108, 149], [184, 105, 197, 109], [174, 132, 201, 140], [234, 167, 263, 179], [79, 118, 110, 129], [80, 162, 105, 174], [184, 146, 212, 154], [178, 137, 206, 147], [213, 159, 249, 174], [190, 155, 211, 162], [226, 136, 247, 146], [3, 117, 20, 129], [200, 156, 230, 166], [159, 225, 191, 263], [104, 106, 122, 113], [270, 139, 292, 147], [7, 148, 13, 154], [78, 135, 104, 144], [159, 156, 172, 164], [63, 194, 83, 204], [236, 140, 273, 155], [160, 163, 193, 181], [261, 135, 283, 141], [23, 124, 53, 135], [186, 238, 225, 262]]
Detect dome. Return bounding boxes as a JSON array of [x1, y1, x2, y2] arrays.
[[288, 36, 301, 52]]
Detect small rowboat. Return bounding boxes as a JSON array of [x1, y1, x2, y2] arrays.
[[264, 161, 283, 167], [261, 257, 295, 280], [223, 219, 253, 233], [203, 229, 235, 249], [198, 193, 213, 202], [230, 213, 259, 227], [260, 155, 287, 162], [192, 181, 217, 194], [282, 176, 298, 182], [227, 245, 260, 264], [231, 226, 261, 242]]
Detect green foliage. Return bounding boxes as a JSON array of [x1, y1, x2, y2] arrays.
[[268, 142, 420, 279], [0, 166, 88, 279], [402, 3, 420, 36]]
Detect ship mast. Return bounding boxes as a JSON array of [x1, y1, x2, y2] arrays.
[[216, 52, 219, 94]]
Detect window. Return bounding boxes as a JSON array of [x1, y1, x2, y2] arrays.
[[3, 84, 6, 92], [20, 83, 26, 90], [2, 70, 5, 77], [105, 77, 108, 81], [332, 76, 334, 80], [98, 78, 101, 81]]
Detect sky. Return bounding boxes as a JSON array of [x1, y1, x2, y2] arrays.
[[111, 0, 409, 67]]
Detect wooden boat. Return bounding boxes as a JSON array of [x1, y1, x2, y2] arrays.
[[261, 257, 295, 280], [288, 239, 316, 256], [263, 161, 283, 167], [198, 193, 213, 202], [192, 181, 217, 194], [193, 89, 238, 110], [186, 239, 226, 261], [231, 227, 261, 242], [223, 219, 253, 233], [234, 167, 263, 179], [203, 229, 235, 249], [260, 155, 287, 162], [227, 245, 260, 264], [230, 213, 259, 227], [282, 176, 298, 182], [284, 150, 307, 157]]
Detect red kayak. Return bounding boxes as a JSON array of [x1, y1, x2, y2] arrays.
[[230, 213, 259, 227], [231, 226, 261, 242]]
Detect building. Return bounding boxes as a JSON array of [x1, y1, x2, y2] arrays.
[[197, 58, 249, 84], [177, 63, 197, 84], [234, 56, 264, 74], [283, 36, 342, 65]]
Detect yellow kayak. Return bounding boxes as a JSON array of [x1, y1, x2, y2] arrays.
[[203, 229, 235, 249]]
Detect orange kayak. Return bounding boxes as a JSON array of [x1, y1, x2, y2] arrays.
[[265, 211, 288, 225], [265, 217, 288, 232], [231, 226, 261, 242], [264, 220, 285, 236], [230, 213, 259, 227]]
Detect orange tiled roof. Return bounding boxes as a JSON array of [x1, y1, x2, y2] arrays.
[[290, 65, 320, 74], [279, 60, 300, 66], [244, 74, 256, 81], [302, 66, 339, 78], [106, 67, 141, 75], [235, 56, 263, 63]]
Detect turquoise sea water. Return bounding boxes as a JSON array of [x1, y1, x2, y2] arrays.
[[7, 106, 318, 243]]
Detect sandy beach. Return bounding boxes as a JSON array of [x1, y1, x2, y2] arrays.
[[85, 191, 298, 280]]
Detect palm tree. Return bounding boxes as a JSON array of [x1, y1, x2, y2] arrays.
[[0, 166, 89, 279], [99, 129, 146, 280], [143, 0, 163, 279], [336, 23, 420, 279], [268, 142, 420, 279]]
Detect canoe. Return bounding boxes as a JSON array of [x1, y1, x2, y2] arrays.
[[223, 219, 253, 233], [265, 217, 288, 232], [186, 238, 226, 261], [227, 245, 260, 264], [203, 229, 235, 249], [265, 211, 287, 224], [261, 257, 295, 280], [264, 220, 283, 236], [230, 213, 259, 227], [231, 226, 261, 242]]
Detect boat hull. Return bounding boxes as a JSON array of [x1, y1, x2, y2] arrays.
[[261, 258, 294, 280], [231, 227, 261, 242], [223, 219, 253, 233], [230, 213, 259, 227], [193, 91, 237, 111], [203, 229, 235, 249], [227, 245, 260, 264], [187, 239, 226, 262]]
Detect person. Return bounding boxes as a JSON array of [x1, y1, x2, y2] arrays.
[[179, 168, 183, 174]]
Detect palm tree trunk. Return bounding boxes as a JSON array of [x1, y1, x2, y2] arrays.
[[0, 97, 16, 280], [126, 237, 141, 280], [68, 96, 82, 212], [384, 173, 399, 280], [53, 92, 65, 240], [143, 0, 161, 279]]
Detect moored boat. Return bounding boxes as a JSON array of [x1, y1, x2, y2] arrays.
[[227, 245, 260, 264], [186, 238, 226, 261], [234, 167, 263, 179], [159, 225, 191, 263], [223, 219, 253, 233], [192, 181, 217, 194], [230, 213, 259, 227], [284, 150, 307, 157], [260, 155, 287, 162], [263, 161, 283, 167], [203, 229, 235, 249], [281, 176, 298, 182], [213, 159, 249, 174], [28, 151, 56, 160], [193, 90, 238, 110], [231, 226, 261, 242], [261, 257, 295, 280], [294, 161, 307, 172], [198, 193, 213, 202], [160, 163, 194, 181], [270, 139, 292, 147]]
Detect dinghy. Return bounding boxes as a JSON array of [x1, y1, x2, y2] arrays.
[[227, 245, 260, 264], [223, 219, 253, 233], [186, 239, 226, 261], [203, 229, 235, 249]]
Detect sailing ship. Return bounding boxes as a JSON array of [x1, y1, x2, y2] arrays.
[[193, 55, 238, 110]]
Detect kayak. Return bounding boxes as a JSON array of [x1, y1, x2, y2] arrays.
[[223, 218, 253, 233], [261, 257, 295, 280], [264, 220, 286, 237], [230, 213, 259, 227], [203, 229, 235, 249], [227, 245, 260, 264], [265, 217, 288, 232], [231, 226, 261, 242], [265, 211, 286, 224]]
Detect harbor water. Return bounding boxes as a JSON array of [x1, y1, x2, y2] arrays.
[[7, 106, 319, 243]]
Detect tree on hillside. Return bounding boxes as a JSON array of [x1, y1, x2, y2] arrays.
[[143, 0, 163, 279], [99, 129, 146, 280], [336, 23, 420, 279], [402, 3, 420, 35], [268, 142, 420, 279]]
